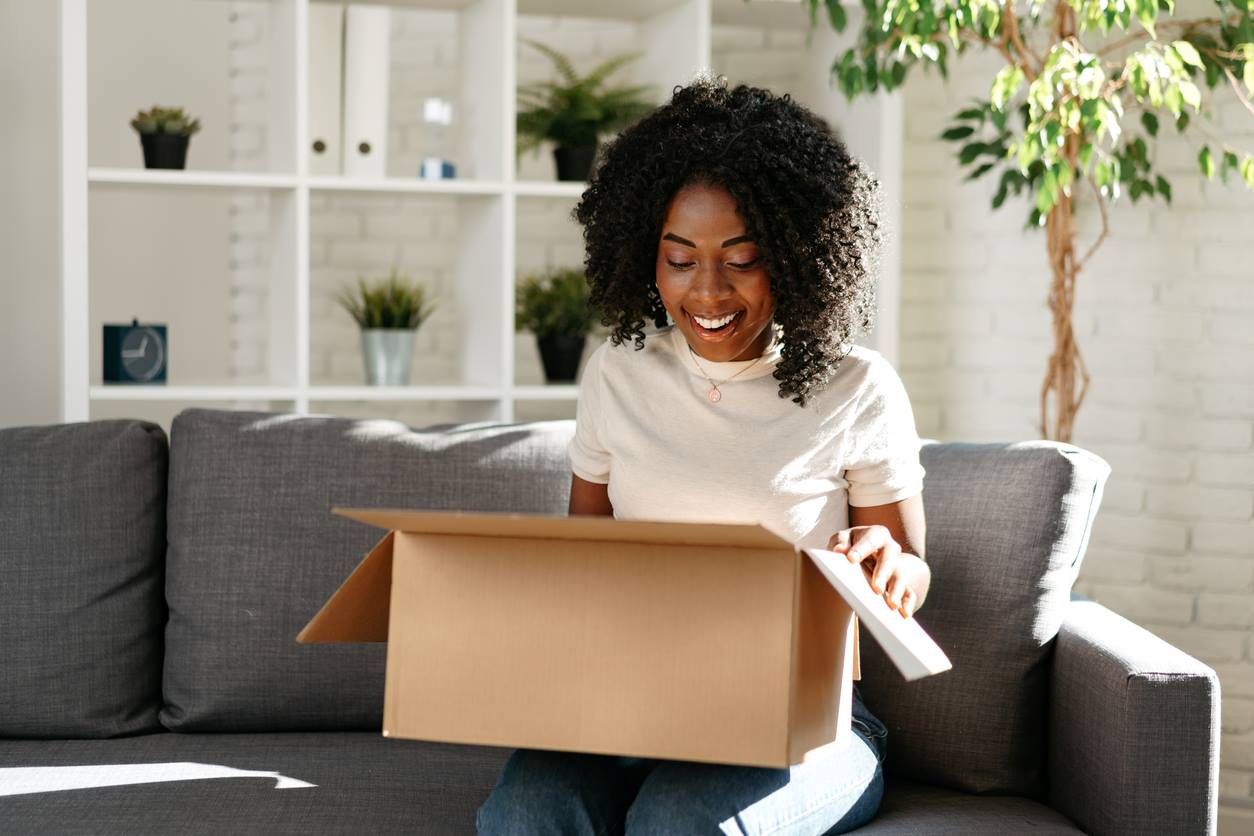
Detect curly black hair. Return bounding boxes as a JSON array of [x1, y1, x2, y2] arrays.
[[574, 75, 884, 407]]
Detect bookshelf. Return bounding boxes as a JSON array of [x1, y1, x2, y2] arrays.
[[60, 0, 901, 425]]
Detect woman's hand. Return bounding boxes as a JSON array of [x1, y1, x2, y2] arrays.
[[826, 525, 923, 618]]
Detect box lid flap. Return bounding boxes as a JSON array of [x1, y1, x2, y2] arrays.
[[331, 507, 795, 550], [802, 548, 952, 681], [297, 530, 394, 644]]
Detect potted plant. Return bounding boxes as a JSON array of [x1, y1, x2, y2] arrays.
[[516, 267, 600, 382], [336, 267, 437, 386], [516, 40, 654, 181], [129, 106, 202, 170]]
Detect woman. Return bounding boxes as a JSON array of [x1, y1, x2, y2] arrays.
[[478, 76, 928, 835]]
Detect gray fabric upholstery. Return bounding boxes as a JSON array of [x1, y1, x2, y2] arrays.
[[0, 420, 167, 738], [0, 735, 1080, 835], [1049, 595, 1220, 836], [864, 778, 1082, 834], [856, 441, 1110, 799], [0, 733, 510, 834], [161, 409, 575, 733]]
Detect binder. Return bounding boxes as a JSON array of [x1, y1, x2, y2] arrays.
[[341, 5, 390, 179], [308, 3, 344, 176]]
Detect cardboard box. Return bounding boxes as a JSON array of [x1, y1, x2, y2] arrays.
[[298, 508, 950, 768]]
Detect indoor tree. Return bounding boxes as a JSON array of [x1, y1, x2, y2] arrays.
[[808, 0, 1254, 441]]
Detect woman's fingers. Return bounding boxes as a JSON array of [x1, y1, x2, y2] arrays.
[[899, 588, 916, 618], [826, 529, 853, 552], [884, 571, 907, 612], [869, 537, 900, 595], [844, 525, 888, 565]]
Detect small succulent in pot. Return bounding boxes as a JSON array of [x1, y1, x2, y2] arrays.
[[336, 267, 437, 386], [515, 267, 600, 382], [130, 106, 202, 170]]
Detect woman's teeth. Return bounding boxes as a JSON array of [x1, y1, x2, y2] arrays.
[[692, 311, 739, 330]]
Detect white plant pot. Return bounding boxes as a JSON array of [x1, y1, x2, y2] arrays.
[[361, 328, 416, 386]]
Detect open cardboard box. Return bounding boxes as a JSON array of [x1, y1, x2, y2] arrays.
[[298, 508, 951, 768]]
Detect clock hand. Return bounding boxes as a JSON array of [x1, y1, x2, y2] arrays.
[[122, 348, 144, 358], [139, 335, 149, 353]]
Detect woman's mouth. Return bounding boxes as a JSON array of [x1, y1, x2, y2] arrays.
[[687, 309, 744, 341]]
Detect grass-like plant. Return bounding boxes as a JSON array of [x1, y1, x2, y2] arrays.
[[337, 267, 436, 330], [129, 105, 202, 137], [515, 267, 600, 338], [516, 40, 655, 154]]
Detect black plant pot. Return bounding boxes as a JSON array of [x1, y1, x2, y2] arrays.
[[553, 145, 597, 181], [536, 334, 587, 382], [140, 133, 190, 170]]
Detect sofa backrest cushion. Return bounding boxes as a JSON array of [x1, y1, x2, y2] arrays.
[[161, 409, 574, 732], [0, 419, 168, 738], [857, 440, 1109, 799]]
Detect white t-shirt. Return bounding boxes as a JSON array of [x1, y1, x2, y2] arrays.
[[568, 324, 926, 550]]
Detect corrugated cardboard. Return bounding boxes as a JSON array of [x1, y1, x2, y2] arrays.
[[299, 508, 948, 768]]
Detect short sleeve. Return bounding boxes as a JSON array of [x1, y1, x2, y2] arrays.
[[843, 353, 927, 507], [567, 341, 611, 484]]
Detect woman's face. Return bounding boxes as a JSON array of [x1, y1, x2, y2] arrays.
[[655, 182, 775, 363]]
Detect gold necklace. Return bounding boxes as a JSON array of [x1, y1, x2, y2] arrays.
[[687, 343, 765, 403]]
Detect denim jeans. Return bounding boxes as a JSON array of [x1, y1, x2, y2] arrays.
[[476, 684, 889, 835]]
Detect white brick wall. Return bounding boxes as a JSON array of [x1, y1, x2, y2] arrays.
[[898, 47, 1254, 810]]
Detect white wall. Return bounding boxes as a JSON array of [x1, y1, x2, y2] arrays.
[[896, 47, 1254, 816], [0, 1, 61, 428]]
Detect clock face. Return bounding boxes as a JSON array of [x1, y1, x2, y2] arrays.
[[121, 327, 165, 382]]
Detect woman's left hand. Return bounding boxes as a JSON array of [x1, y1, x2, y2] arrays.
[[826, 525, 919, 618]]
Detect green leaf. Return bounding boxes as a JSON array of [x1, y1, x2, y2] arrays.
[[1080, 142, 1095, 169], [825, 0, 848, 31], [1222, 150, 1240, 183], [1241, 156, 1254, 189], [1245, 59, 1254, 97], [1141, 111, 1159, 136], [942, 125, 977, 140], [1178, 80, 1201, 111], [1198, 145, 1214, 179], [1171, 40, 1204, 68], [967, 161, 997, 180], [991, 65, 1026, 110], [1155, 174, 1172, 202], [959, 142, 987, 164]]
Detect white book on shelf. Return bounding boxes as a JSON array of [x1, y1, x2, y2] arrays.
[[341, 5, 390, 179], [308, 4, 345, 176]]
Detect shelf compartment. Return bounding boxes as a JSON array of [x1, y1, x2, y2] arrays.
[[309, 191, 509, 390], [512, 181, 586, 198], [309, 385, 501, 400]]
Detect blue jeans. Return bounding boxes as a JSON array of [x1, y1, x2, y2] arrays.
[[476, 684, 889, 835]]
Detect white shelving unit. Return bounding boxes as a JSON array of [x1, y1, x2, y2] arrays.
[[60, 0, 901, 424]]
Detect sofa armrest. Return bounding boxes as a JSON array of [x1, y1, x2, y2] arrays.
[[1049, 595, 1220, 836]]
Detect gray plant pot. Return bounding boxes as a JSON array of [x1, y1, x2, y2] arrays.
[[361, 328, 417, 386]]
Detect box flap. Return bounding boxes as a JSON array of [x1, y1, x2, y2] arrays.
[[332, 507, 795, 550], [297, 531, 394, 643], [802, 548, 952, 681]]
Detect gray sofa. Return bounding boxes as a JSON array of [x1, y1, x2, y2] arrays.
[[0, 408, 1220, 835]]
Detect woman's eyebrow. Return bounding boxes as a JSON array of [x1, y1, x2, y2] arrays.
[[662, 232, 755, 247]]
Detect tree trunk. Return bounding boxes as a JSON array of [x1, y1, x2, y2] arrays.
[[1039, 2, 1091, 443]]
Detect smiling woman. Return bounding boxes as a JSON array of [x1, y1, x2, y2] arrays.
[[477, 75, 928, 836]]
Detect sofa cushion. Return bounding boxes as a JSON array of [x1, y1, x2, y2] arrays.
[[161, 409, 574, 733], [0, 420, 167, 737], [0, 733, 511, 834], [0, 736, 1081, 835], [857, 441, 1109, 799]]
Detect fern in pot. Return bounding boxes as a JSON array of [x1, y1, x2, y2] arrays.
[[336, 268, 436, 386], [516, 40, 654, 181], [516, 267, 600, 382]]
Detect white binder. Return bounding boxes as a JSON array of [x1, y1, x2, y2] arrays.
[[341, 5, 390, 179], [307, 4, 345, 176]]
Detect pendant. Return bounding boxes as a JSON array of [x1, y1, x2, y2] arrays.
[[708, 387, 722, 403]]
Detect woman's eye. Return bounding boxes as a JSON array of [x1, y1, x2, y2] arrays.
[[666, 259, 694, 270], [729, 258, 760, 269]]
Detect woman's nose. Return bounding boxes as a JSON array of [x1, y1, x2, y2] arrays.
[[690, 261, 734, 299]]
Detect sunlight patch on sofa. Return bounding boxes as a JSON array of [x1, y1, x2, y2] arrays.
[[0, 763, 316, 796]]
